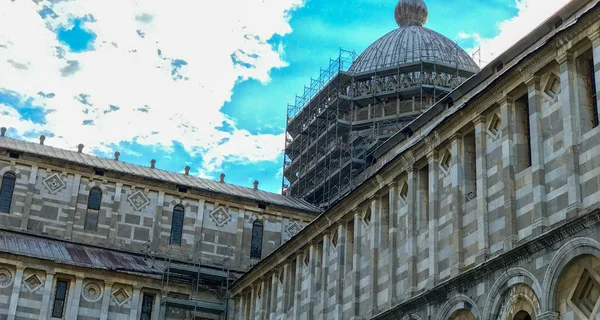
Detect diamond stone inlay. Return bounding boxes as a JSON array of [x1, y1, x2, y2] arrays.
[[43, 173, 66, 194], [112, 287, 131, 306], [24, 274, 42, 292], [286, 222, 302, 237], [127, 190, 150, 211], [209, 207, 232, 227]]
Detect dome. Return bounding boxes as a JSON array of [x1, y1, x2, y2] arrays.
[[349, 0, 479, 74]]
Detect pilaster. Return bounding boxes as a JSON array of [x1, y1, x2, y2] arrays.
[[66, 276, 84, 320], [20, 164, 37, 230], [270, 273, 278, 320], [65, 174, 81, 240], [39, 271, 55, 320], [351, 211, 361, 318], [320, 234, 329, 320], [192, 199, 206, 261], [427, 151, 439, 288], [259, 279, 267, 319], [558, 52, 583, 217], [235, 208, 246, 268], [526, 76, 548, 236], [108, 182, 123, 245], [450, 133, 464, 276], [151, 191, 165, 252], [334, 223, 345, 319], [405, 167, 417, 297], [387, 182, 398, 306], [369, 197, 379, 315], [307, 243, 316, 318], [250, 285, 256, 320], [99, 280, 114, 320], [592, 31, 600, 118], [238, 294, 245, 320], [500, 96, 518, 250], [293, 252, 303, 320], [473, 116, 490, 264], [7, 266, 24, 320]]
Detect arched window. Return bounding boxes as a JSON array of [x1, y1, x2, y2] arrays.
[[84, 188, 102, 230], [170, 205, 184, 246], [250, 220, 263, 259], [0, 172, 16, 213]]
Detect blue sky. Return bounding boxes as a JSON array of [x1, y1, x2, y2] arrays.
[[0, 0, 571, 194]]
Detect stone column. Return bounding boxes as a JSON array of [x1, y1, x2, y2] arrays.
[[334, 223, 345, 319], [406, 167, 417, 297], [249, 285, 256, 320], [108, 183, 123, 245], [473, 116, 490, 263], [500, 96, 518, 250], [525, 76, 548, 236], [558, 52, 583, 216], [369, 197, 379, 315], [270, 273, 278, 320], [128, 286, 141, 320], [67, 276, 84, 320], [39, 271, 55, 320], [320, 234, 329, 320], [65, 174, 81, 239], [351, 211, 361, 318], [307, 243, 316, 318], [151, 191, 165, 251], [427, 151, 439, 287], [450, 134, 464, 276], [152, 293, 161, 320], [387, 182, 398, 306], [293, 252, 303, 320], [7, 266, 24, 320], [99, 281, 114, 320], [20, 164, 38, 230]]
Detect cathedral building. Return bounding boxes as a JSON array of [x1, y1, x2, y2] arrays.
[[0, 0, 599, 319], [231, 0, 600, 319]]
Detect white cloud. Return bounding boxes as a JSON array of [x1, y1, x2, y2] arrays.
[[0, 0, 301, 174], [459, 0, 572, 67]]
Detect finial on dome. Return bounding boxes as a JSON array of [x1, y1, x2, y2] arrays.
[[395, 0, 428, 27]]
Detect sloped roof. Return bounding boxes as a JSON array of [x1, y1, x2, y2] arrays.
[[0, 136, 320, 214]]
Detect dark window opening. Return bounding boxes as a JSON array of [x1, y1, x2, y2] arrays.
[[516, 94, 532, 172], [170, 205, 184, 246], [8, 152, 19, 159], [51, 280, 69, 318], [94, 169, 105, 176], [140, 294, 154, 320], [85, 188, 102, 230], [589, 58, 598, 127], [0, 172, 16, 213], [177, 185, 188, 193], [250, 220, 263, 259], [464, 131, 477, 201], [257, 202, 267, 210]]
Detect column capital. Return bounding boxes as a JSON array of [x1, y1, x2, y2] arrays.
[[449, 132, 462, 143], [498, 95, 514, 106], [472, 115, 487, 126], [387, 180, 398, 189], [556, 51, 573, 65], [406, 166, 416, 174], [524, 75, 541, 88], [426, 150, 438, 162], [588, 29, 600, 45]]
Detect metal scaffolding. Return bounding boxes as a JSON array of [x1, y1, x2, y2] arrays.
[[282, 45, 478, 210]]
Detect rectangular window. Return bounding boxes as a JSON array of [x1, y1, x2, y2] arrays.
[[590, 58, 598, 127], [140, 294, 154, 320], [515, 94, 532, 172], [346, 220, 354, 273], [51, 280, 69, 318], [417, 165, 429, 230], [464, 131, 477, 201]]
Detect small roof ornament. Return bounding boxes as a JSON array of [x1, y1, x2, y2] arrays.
[[395, 0, 428, 27], [39, 135, 46, 145]]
